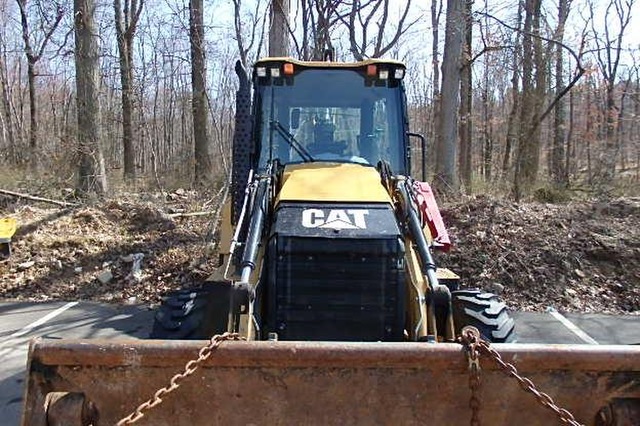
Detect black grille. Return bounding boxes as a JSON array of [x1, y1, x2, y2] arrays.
[[264, 236, 405, 341]]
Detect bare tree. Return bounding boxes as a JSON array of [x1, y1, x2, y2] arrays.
[[74, 0, 107, 195], [616, 72, 633, 170], [233, 0, 266, 67], [190, 0, 212, 184], [513, 0, 545, 200], [0, 47, 17, 163], [589, 0, 635, 187], [430, 0, 443, 173], [551, 0, 572, 187], [347, 0, 414, 60], [502, 2, 524, 177], [479, 10, 493, 182], [294, 0, 358, 60], [286, 1, 416, 62], [458, 0, 473, 191], [435, 0, 465, 192], [314, 0, 334, 59], [481, 5, 584, 191], [269, 0, 289, 56], [634, 65, 640, 180], [294, 0, 344, 60], [16, 0, 63, 170], [114, 0, 144, 180]]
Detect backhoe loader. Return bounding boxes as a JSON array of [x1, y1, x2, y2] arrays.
[[22, 57, 640, 425]]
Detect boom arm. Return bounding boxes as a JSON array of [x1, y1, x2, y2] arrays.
[[239, 174, 270, 286]]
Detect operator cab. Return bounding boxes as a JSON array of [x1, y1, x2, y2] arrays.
[[252, 58, 409, 174]]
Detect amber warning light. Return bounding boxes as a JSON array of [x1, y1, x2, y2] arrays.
[[283, 63, 294, 75]]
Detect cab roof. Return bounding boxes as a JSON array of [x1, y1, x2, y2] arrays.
[[254, 57, 406, 70]]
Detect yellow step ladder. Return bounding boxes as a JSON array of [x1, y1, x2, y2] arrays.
[[0, 217, 17, 257]]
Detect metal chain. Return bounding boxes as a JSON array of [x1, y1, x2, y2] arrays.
[[116, 332, 243, 425], [459, 326, 584, 426], [461, 327, 482, 426]]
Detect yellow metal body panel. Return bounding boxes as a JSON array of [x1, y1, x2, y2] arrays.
[[436, 267, 460, 280], [404, 241, 429, 340], [277, 163, 392, 204], [0, 217, 17, 240], [218, 201, 233, 256]]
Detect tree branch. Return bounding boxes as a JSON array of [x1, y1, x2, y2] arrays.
[[478, 10, 586, 142], [0, 189, 79, 207], [35, 3, 64, 62]]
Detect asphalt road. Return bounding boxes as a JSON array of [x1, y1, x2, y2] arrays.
[[0, 301, 154, 425], [1, 301, 639, 425]]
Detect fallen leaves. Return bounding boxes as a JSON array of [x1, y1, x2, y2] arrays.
[[0, 193, 218, 306], [1, 192, 638, 315], [439, 195, 640, 314]]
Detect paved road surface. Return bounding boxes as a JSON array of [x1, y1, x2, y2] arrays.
[[1, 301, 638, 425], [1, 301, 153, 425]]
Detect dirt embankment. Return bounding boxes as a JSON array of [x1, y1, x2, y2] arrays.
[[1, 193, 638, 314], [0, 192, 219, 305], [439, 196, 640, 314]]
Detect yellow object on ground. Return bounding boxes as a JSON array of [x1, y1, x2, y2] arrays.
[[0, 217, 17, 239], [0, 217, 17, 257]]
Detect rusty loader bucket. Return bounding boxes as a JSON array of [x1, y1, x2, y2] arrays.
[[22, 338, 640, 425]]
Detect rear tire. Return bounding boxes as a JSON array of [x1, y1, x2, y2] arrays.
[[451, 289, 516, 343], [150, 283, 231, 339]]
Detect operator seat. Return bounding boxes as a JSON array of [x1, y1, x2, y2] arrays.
[[307, 118, 346, 156]]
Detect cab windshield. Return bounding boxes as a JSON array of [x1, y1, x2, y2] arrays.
[[254, 68, 407, 174]]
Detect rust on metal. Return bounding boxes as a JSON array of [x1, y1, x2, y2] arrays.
[[26, 338, 640, 371], [22, 338, 640, 426]]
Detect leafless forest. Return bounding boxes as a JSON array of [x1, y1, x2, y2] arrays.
[[0, 0, 638, 198]]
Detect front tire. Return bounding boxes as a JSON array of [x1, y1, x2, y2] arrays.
[[150, 283, 231, 339], [451, 289, 516, 343]]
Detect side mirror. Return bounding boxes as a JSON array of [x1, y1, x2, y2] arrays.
[[290, 108, 300, 130], [407, 132, 427, 182]]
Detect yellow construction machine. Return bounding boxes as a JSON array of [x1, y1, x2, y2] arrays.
[[22, 57, 640, 425]]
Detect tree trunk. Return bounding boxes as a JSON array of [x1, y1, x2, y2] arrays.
[[616, 81, 629, 171], [565, 79, 575, 181], [532, 0, 546, 171], [114, 0, 143, 181], [634, 75, 640, 181], [602, 82, 617, 182], [189, 0, 212, 184], [269, 0, 289, 57], [74, 0, 107, 195], [26, 60, 37, 169], [513, 0, 543, 200], [586, 84, 594, 183], [502, 0, 523, 177], [430, 0, 442, 176], [589, 0, 634, 188], [16, 0, 63, 171], [551, 0, 570, 187], [482, 54, 491, 182], [458, 0, 472, 191], [312, 1, 332, 60], [435, 0, 464, 192], [16, 0, 39, 170], [0, 59, 16, 163]]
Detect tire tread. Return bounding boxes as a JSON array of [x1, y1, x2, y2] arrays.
[[452, 289, 517, 343]]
